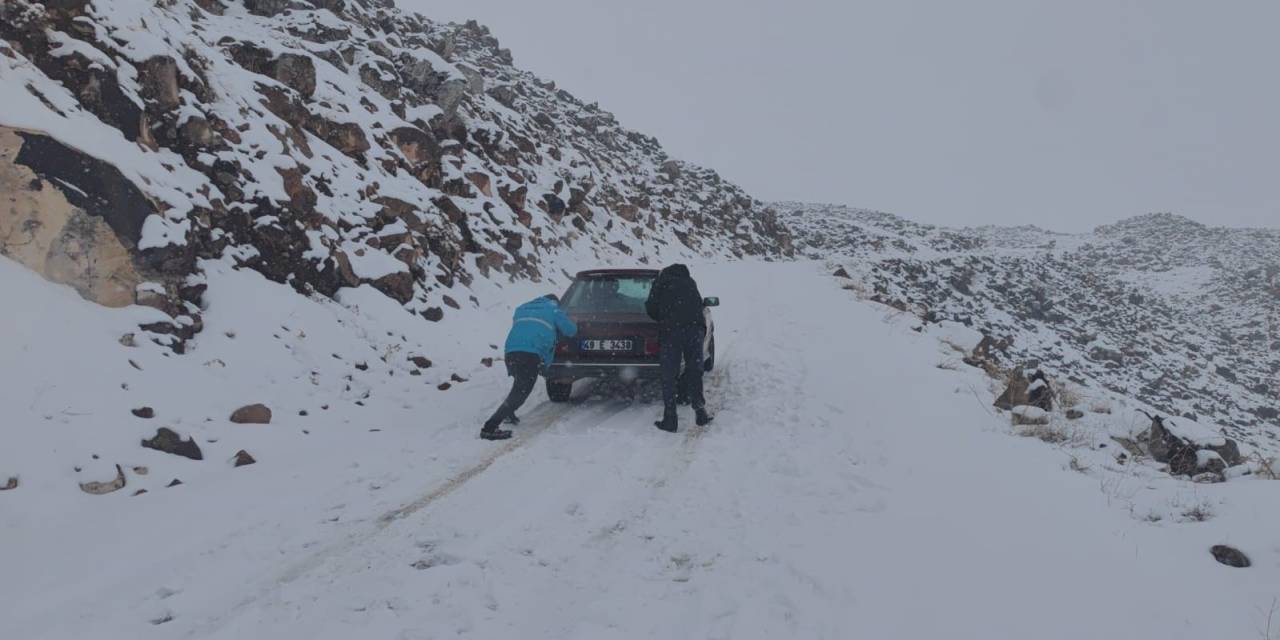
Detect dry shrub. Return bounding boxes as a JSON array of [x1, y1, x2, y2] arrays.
[[1180, 503, 1214, 522], [1017, 422, 1068, 444], [1254, 453, 1279, 480]]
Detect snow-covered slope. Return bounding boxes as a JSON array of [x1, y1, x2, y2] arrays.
[[779, 203, 1280, 454], [1, 0, 790, 350], [4, 259, 1276, 639]]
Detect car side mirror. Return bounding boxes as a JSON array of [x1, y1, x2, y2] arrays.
[[703, 297, 720, 307]]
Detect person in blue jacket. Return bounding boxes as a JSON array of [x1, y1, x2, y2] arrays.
[[481, 294, 578, 440]]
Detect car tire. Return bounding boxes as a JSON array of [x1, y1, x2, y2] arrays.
[[546, 380, 573, 403], [703, 336, 716, 372]]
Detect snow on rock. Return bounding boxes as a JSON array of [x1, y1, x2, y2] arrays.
[[1011, 405, 1051, 426], [1, 0, 791, 354], [780, 202, 1280, 454]]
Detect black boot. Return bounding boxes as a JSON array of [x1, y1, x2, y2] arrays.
[[480, 425, 512, 440], [695, 408, 714, 427], [654, 408, 678, 433]]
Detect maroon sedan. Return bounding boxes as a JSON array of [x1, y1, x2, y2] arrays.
[[545, 269, 719, 402]]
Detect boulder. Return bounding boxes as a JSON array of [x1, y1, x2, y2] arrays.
[[306, 116, 369, 158], [465, 172, 493, 197], [390, 126, 439, 163], [1140, 413, 1242, 478], [132, 406, 156, 419], [487, 84, 518, 108], [79, 464, 126, 495], [178, 116, 219, 149], [273, 53, 316, 98], [409, 355, 432, 369], [139, 56, 181, 111], [232, 450, 257, 467], [141, 427, 203, 460], [1, 476, 17, 491], [371, 271, 415, 304], [1210, 545, 1250, 568], [230, 403, 272, 424]]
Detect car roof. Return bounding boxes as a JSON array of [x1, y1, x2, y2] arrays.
[[575, 268, 660, 278]]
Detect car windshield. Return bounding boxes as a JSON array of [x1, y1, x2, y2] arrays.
[[562, 275, 654, 314]]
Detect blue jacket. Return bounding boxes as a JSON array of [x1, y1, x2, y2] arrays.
[[504, 296, 578, 366]]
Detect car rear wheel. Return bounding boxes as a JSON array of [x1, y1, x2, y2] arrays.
[[703, 336, 716, 372], [546, 380, 573, 403]]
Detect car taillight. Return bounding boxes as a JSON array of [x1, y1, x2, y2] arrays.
[[644, 338, 659, 356]]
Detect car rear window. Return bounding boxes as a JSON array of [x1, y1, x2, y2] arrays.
[[563, 276, 654, 314]]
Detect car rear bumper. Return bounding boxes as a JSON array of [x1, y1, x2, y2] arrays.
[[546, 361, 661, 382]]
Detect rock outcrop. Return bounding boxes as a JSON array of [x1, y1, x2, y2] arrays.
[[1138, 413, 1243, 479], [0, 0, 790, 352]]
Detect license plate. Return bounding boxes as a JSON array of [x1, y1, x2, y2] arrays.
[[581, 339, 633, 352]]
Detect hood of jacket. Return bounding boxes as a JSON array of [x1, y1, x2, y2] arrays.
[[658, 264, 691, 281]]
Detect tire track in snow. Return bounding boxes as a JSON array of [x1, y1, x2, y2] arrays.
[[183, 396, 633, 639]]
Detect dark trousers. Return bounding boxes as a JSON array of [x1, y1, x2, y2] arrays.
[[485, 352, 542, 429], [660, 326, 706, 414]]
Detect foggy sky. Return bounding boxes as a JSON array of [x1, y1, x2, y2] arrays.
[[407, 1, 1279, 232]]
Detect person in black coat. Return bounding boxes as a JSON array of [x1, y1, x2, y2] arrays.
[[645, 264, 713, 432]]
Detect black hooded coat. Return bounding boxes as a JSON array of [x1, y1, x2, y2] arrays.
[[645, 264, 706, 331]]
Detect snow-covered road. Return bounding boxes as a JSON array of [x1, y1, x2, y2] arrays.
[[4, 261, 1275, 639]]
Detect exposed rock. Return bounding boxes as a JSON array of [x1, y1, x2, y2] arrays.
[[243, 0, 289, 16], [0, 476, 17, 491], [178, 116, 220, 149], [833, 267, 851, 279], [132, 406, 156, 419], [994, 369, 1053, 412], [232, 450, 257, 467], [0, 127, 147, 307], [307, 116, 369, 157], [141, 427, 204, 460], [139, 56, 181, 111], [371, 271, 414, 304], [466, 172, 492, 197], [409, 355, 433, 368], [1065, 409, 1085, 420], [1140, 413, 1242, 477], [166, 478, 183, 488], [273, 53, 316, 98], [79, 464, 126, 495], [1210, 545, 1250, 568], [230, 403, 273, 424]]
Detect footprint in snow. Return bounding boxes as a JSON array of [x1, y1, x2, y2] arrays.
[[411, 553, 461, 570]]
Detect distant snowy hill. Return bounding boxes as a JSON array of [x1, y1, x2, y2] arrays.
[[0, 0, 790, 351], [778, 202, 1280, 452]]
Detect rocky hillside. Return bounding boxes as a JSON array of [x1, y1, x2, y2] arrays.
[[0, 0, 790, 351], [779, 203, 1279, 452]]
